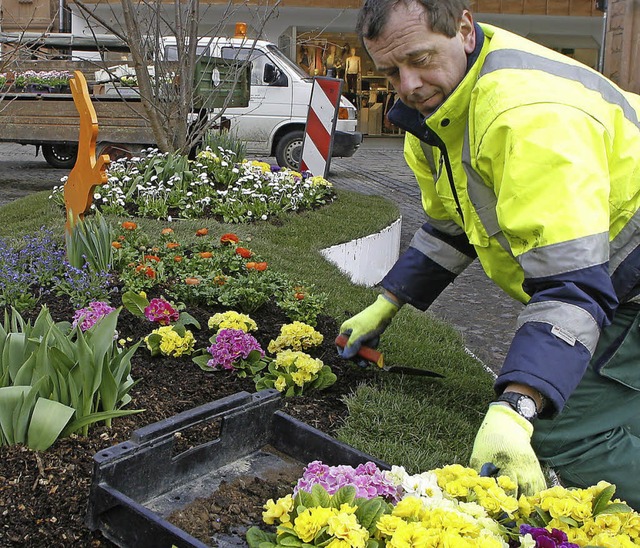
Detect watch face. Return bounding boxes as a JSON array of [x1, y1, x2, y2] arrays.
[[517, 396, 538, 419]]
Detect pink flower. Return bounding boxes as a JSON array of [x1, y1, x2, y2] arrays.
[[144, 298, 179, 326], [72, 301, 116, 331], [206, 329, 264, 370]]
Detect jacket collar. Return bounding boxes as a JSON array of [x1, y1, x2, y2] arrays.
[[387, 22, 485, 142]]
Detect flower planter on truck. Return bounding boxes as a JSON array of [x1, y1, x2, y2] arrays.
[[0, 57, 249, 169], [86, 389, 388, 548]]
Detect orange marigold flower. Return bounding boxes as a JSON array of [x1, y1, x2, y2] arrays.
[[245, 262, 256, 270], [213, 275, 227, 286], [295, 292, 305, 300], [195, 228, 209, 237], [161, 228, 174, 235], [111, 241, 122, 249], [255, 262, 268, 271], [166, 242, 180, 249], [185, 277, 200, 285], [145, 267, 156, 279], [122, 221, 137, 230], [199, 251, 213, 259], [144, 254, 161, 262], [235, 247, 252, 259], [174, 256, 183, 262], [220, 233, 240, 244]]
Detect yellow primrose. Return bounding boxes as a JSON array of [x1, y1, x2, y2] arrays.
[[208, 311, 257, 333], [262, 494, 294, 525], [293, 507, 335, 543]]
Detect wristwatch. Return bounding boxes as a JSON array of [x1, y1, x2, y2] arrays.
[[496, 392, 539, 421]]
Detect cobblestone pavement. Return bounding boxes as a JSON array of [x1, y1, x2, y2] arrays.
[[0, 138, 523, 374]]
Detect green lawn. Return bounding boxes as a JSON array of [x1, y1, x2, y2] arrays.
[[0, 188, 495, 472]]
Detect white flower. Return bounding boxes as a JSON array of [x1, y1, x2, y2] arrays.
[[261, 214, 268, 220], [167, 215, 172, 222]]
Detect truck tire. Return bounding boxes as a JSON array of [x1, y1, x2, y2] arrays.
[[275, 130, 304, 171], [42, 143, 78, 169]]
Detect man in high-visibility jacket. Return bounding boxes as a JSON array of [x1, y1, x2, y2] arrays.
[[339, 0, 640, 507]]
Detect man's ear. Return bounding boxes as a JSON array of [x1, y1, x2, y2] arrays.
[[460, 10, 476, 54]]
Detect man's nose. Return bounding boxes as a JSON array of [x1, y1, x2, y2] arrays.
[[398, 67, 422, 97]]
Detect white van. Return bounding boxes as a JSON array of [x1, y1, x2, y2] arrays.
[[162, 35, 362, 170]]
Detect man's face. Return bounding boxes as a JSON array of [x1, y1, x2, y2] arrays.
[[364, 2, 476, 116]]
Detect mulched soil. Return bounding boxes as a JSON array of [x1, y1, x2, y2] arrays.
[[0, 290, 374, 548]]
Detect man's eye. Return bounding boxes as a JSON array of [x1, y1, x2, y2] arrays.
[[413, 56, 430, 66]]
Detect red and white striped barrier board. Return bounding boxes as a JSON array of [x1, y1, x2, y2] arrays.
[[300, 76, 343, 178]]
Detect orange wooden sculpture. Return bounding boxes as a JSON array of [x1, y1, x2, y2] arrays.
[[64, 70, 111, 232]]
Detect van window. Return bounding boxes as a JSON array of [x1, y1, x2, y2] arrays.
[[220, 47, 270, 86], [164, 44, 210, 61]]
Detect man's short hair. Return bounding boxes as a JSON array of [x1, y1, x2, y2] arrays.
[[357, 0, 471, 42]]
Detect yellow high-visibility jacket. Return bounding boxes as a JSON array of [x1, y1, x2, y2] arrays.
[[383, 23, 640, 415]]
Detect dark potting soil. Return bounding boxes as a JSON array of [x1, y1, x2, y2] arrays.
[[0, 291, 374, 547]]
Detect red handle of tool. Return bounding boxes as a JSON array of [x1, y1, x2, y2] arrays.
[[335, 334, 384, 367]]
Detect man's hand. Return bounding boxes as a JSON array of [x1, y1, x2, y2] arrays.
[[470, 403, 547, 496], [338, 294, 400, 360]]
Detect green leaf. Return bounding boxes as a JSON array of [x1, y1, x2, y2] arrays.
[[592, 483, 617, 515], [278, 536, 303, 547], [330, 486, 357, 508], [0, 386, 29, 444], [245, 527, 276, 548], [193, 354, 213, 371], [311, 484, 331, 508], [62, 408, 145, 437], [27, 398, 75, 451], [355, 498, 385, 531], [176, 311, 200, 330], [122, 291, 149, 317], [596, 502, 633, 516]]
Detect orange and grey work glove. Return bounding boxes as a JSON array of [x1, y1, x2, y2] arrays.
[[470, 403, 547, 496], [338, 294, 400, 360]]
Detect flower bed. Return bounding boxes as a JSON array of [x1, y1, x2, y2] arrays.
[[246, 461, 640, 548]]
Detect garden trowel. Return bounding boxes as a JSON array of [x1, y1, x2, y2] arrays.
[[335, 334, 445, 378]]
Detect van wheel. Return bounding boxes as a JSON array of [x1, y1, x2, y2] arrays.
[[275, 131, 304, 170], [42, 143, 78, 169]]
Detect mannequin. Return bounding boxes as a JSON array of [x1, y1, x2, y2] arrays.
[[298, 45, 311, 75], [325, 45, 337, 78], [344, 47, 361, 94]]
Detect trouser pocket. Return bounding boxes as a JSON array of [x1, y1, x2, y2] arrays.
[[593, 304, 640, 391]]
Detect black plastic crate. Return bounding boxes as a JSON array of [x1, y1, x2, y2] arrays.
[[86, 390, 388, 548]]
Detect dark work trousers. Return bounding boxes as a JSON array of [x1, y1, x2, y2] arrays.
[[532, 303, 640, 510]]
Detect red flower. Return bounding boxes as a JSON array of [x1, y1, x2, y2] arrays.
[[144, 254, 161, 262], [220, 233, 240, 244], [295, 292, 305, 300], [166, 242, 180, 249], [122, 221, 137, 230], [195, 228, 209, 237], [255, 262, 268, 271], [235, 247, 252, 259], [199, 251, 213, 259]]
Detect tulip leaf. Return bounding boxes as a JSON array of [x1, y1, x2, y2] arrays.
[[27, 398, 75, 451]]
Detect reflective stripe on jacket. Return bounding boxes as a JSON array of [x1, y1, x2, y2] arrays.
[[383, 23, 640, 415]]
